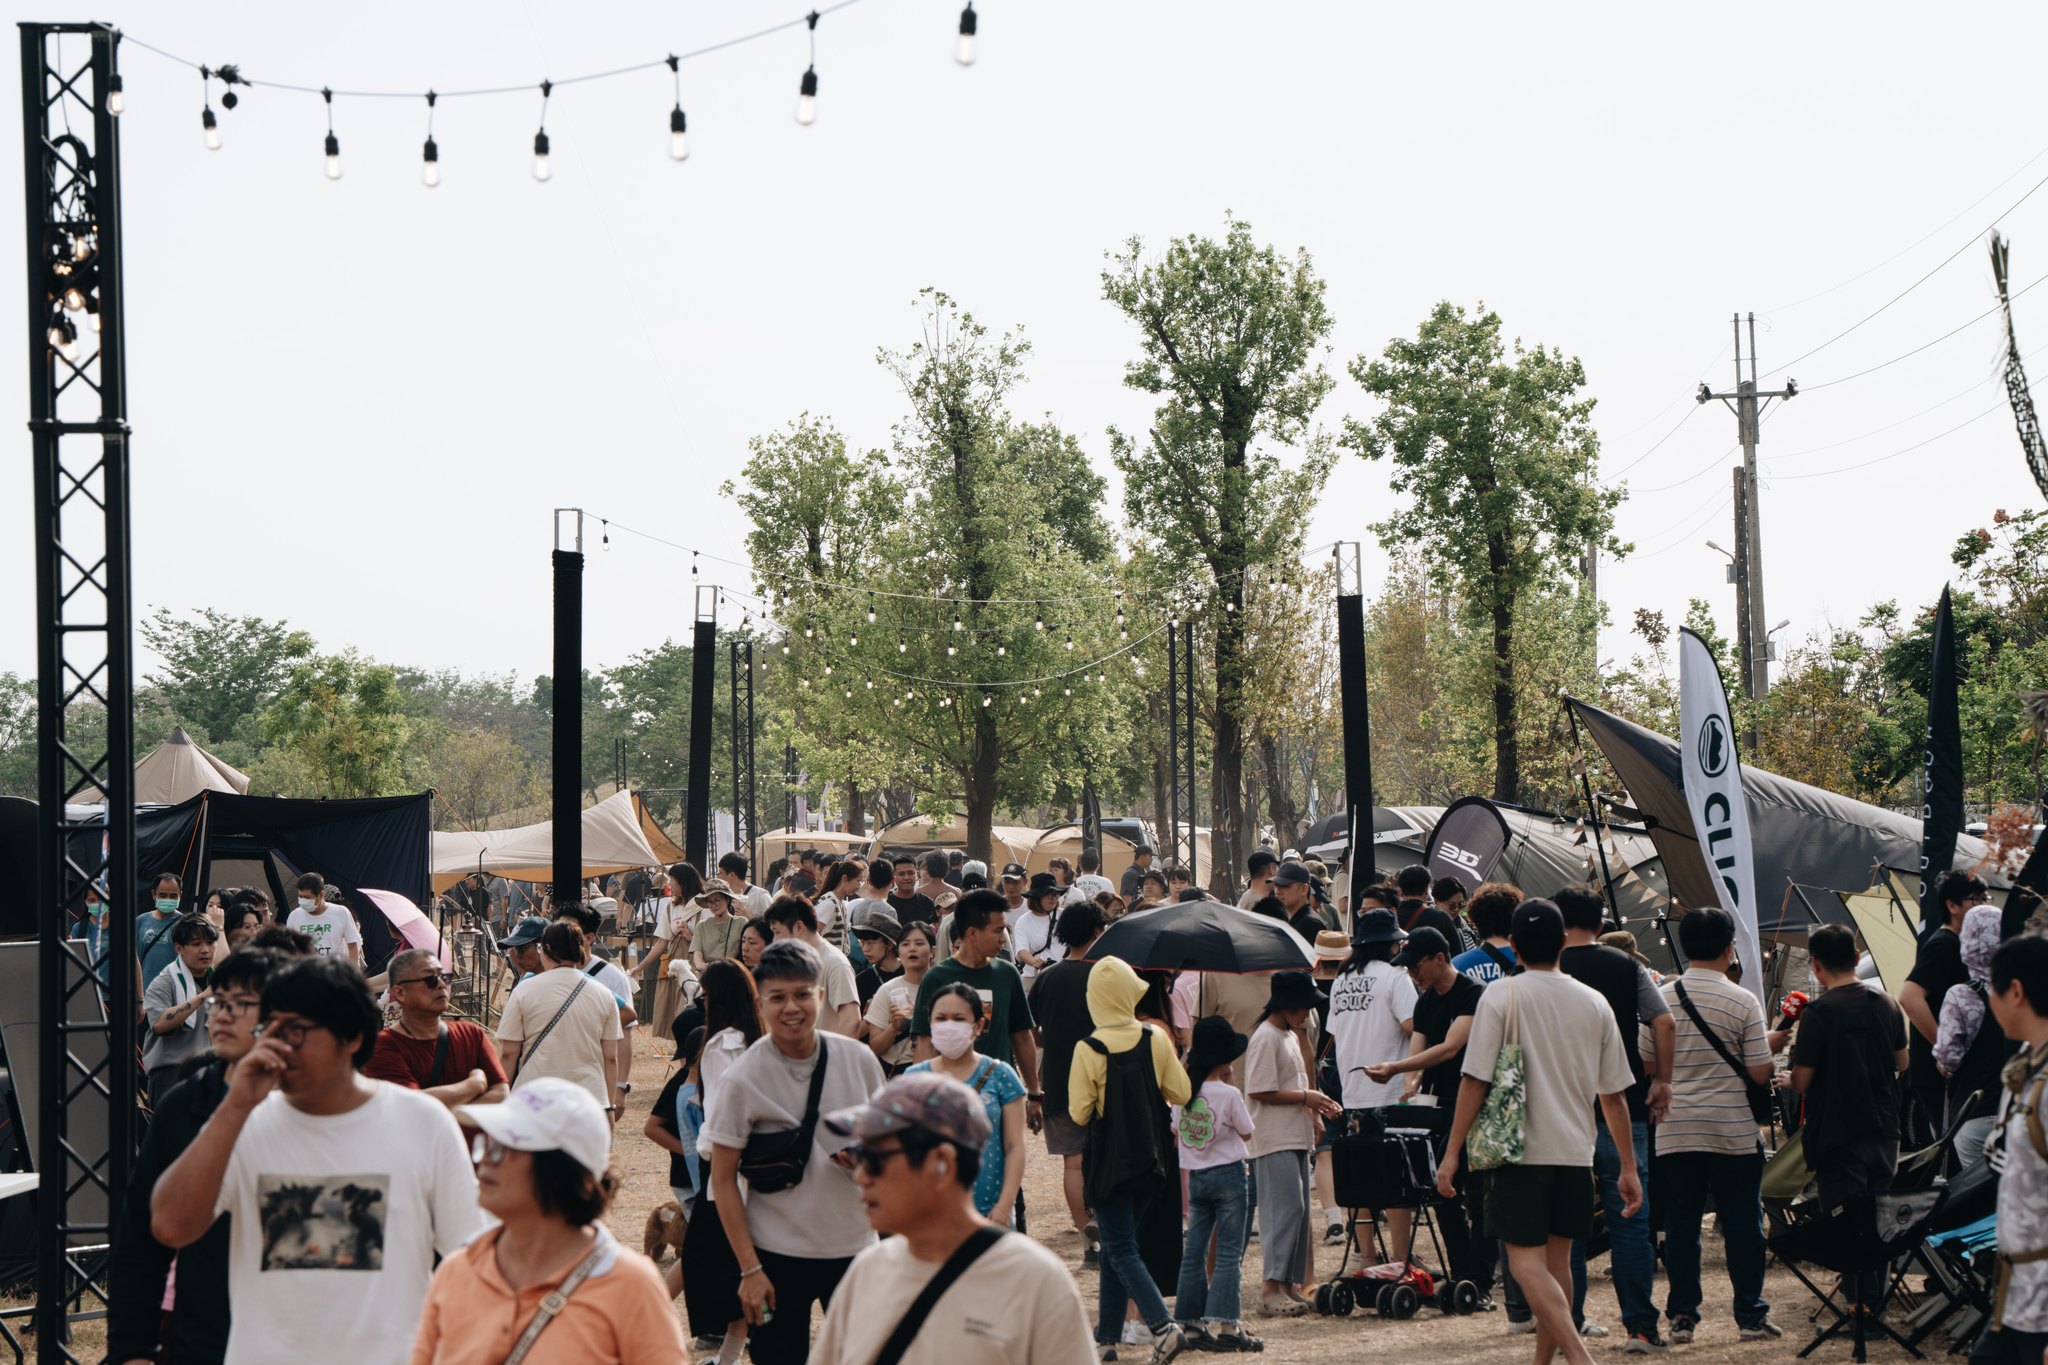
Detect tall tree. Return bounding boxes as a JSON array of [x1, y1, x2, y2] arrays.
[[141, 607, 313, 756], [1103, 217, 1337, 890], [259, 651, 410, 798], [1348, 302, 1621, 802]]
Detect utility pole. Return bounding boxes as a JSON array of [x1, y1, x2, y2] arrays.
[[1730, 471, 1756, 747], [1697, 313, 1795, 699]]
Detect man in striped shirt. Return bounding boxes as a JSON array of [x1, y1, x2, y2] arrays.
[[1638, 906, 1779, 1346]]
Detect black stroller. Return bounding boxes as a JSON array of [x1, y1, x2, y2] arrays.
[[1312, 1113, 1484, 1320]]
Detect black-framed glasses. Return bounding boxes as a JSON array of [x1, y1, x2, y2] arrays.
[[848, 1143, 908, 1177], [254, 1017, 323, 1047], [396, 972, 448, 989], [207, 994, 261, 1017]]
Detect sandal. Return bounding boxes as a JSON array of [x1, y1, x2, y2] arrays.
[[1210, 1327, 1265, 1353], [1256, 1299, 1307, 1318]]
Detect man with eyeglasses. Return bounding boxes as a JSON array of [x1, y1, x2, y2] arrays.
[[152, 954, 484, 1365], [364, 947, 508, 1109], [108, 946, 287, 1365], [810, 1071, 1094, 1364], [1902, 870, 1992, 1143]]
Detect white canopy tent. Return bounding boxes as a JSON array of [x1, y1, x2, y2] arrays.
[[429, 788, 665, 893], [134, 727, 248, 805]]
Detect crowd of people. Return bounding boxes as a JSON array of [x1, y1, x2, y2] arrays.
[[75, 840, 2048, 1365]]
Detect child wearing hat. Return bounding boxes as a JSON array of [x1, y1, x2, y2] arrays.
[[1244, 971, 1342, 1317], [1172, 1017, 1260, 1353]]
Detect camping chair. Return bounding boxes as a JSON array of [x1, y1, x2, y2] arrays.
[[1761, 1128, 1813, 1235], [1908, 1214, 1997, 1355], [1896, 1092, 1987, 1191], [1768, 1186, 1947, 1362]]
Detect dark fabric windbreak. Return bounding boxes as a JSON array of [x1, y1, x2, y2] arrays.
[[1566, 697, 1996, 922]]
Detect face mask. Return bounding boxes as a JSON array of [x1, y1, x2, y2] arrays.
[[154, 898, 178, 913], [297, 897, 316, 913], [930, 1019, 976, 1060]]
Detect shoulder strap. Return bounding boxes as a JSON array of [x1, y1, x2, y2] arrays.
[[793, 1035, 831, 1149], [140, 914, 179, 958], [971, 1056, 997, 1094], [872, 1227, 1006, 1365], [1480, 943, 1519, 977], [499, 1236, 609, 1365], [514, 976, 590, 1081], [1675, 981, 1752, 1086], [585, 959, 605, 978], [427, 1023, 452, 1089], [1082, 1037, 1108, 1055]]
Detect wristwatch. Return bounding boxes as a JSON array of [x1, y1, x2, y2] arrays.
[[1027, 1093, 1043, 1101], [615, 1081, 633, 1094]]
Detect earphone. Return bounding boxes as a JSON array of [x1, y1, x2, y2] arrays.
[[937, 1161, 948, 1176]]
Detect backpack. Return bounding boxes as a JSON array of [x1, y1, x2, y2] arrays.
[[1080, 1024, 1175, 1208]]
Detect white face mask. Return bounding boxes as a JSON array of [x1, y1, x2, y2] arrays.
[[930, 1019, 976, 1060], [297, 897, 316, 913]]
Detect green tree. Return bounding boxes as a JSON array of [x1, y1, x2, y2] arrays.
[[260, 651, 411, 798], [141, 608, 313, 757], [1348, 302, 1622, 803], [1103, 216, 1337, 887], [420, 725, 542, 830]]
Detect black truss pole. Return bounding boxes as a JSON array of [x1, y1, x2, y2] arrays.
[[23, 23, 133, 1361], [551, 511, 584, 905], [1334, 544, 1373, 923], [728, 640, 756, 867], [685, 588, 717, 869]]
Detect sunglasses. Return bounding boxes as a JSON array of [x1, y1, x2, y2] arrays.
[[396, 972, 449, 989], [847, 1142, 909, 1176]]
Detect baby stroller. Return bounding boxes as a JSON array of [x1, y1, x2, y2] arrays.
[[1312, 1116, 1484, 1320]]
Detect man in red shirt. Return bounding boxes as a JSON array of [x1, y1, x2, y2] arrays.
[[365, 947, 508, 1107]]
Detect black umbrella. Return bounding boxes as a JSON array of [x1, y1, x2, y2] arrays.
[[1082, 898, 1316, 974]]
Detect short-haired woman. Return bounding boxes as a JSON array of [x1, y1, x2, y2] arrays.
[[412, 1077, 685, 1363]]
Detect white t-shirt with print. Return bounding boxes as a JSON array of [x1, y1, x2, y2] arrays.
[[215, 1084, 484, 1365], [1326, 959, 1417, 1109], [812, 1229, 1094, 1365], [285, 903, 361, 960], [1064, 873, 1114, 907]]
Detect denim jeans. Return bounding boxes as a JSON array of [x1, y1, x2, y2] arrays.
[[1095, 1181, 1172, 1344], [1176, 1163, 1248, 1326], [1657, 1147, 1769, 1328], [1594, 1120, 1657, 1336]]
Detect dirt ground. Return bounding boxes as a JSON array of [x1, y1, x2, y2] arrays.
[[607, 1033, 1937, 1364]]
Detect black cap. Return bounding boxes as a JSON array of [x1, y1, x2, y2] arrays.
[[1000, 862, 1027, 880], [1391, 926, 1450, 968], [1134, 843, 1155, 857], [1271, 861, 1313, 888]]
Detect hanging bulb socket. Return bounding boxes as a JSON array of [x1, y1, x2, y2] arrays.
[[669, 104, 689, 161], [422, 135, 440, 187], [105, 72, 123, 115], [796, 66, 818, 124], [956, 3, 978, 64], [532, 129, 552, 181], [202, 105, 220, 150], [323, 131, 343, 181]]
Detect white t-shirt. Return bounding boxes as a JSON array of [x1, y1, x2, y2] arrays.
[[215, 1084, 484, 1365], [700, 1032, 886, 1259], [494, 967, 623, 1105], [581, 957, 639, 1030], [864, 977, 920, 1067], [812, 937, 861, 1020], [811, 1229, 1094, 1365], [1064, 873, 1114, 907], [1326, 959, 1417, 1109], [285, 903, 361, 960], [1462, 968, 1635, 1167], [1010, 910, 1061, 980], [695, 1026, 753, 1160]]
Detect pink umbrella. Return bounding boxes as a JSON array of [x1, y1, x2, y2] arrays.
[[360, 888, 452, 969]]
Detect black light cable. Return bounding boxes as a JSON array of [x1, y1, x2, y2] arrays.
[[421, 91, 440, 187]]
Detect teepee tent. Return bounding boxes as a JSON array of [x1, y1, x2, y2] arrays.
[[134, 727, 249, 804]]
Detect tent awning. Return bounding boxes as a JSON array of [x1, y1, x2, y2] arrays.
[[134, 726, 248, 804], [429, 789, 665, 892]]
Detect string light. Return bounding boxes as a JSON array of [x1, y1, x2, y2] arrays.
[[665, 55, 689, 161], [200, 66, 220, 151], [953, 613, 963, 632], [48, 314, 79, 363], [321, 87, 342, 180], [531, 81, 553, 182], [796, 11, 820, 125], [898, 637, 906, 653], [955, 4, 978, 65], [421, 92, 440, 188], [105, 72, 123, 115], [691, 550, 699, 577], [601, 520, 610, 549], [849, 631, 859, 646]]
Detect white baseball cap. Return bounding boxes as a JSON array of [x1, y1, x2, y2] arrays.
[[458, 1077, 610, 1180]]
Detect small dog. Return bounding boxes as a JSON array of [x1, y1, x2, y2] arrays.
[[642, 1199, 688, 1263]]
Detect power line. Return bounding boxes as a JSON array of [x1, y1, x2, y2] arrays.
[[1798, 267, 2048, 393], [1624, 491, 1736, 560], [1767, 400, 2005, 481]]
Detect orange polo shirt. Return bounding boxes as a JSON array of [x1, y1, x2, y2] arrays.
[[409, 1224, 685, 1365]]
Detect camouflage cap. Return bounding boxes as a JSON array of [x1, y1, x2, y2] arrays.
[[824, 1071, 992, 1151]]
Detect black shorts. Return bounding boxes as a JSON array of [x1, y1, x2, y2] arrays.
[[1484, 1163, 1595, 1247]]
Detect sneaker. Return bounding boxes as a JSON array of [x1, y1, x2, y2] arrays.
[[1507, 1319, 1538, 1335], [1581, 1321, 1611, 1338], [1083, 1245, 1101, 1268], [1322, 1221, 1346, 1246], [1097, 1348, 1118, 1363], [1150, 1323, 1187, 1364], [1738, 1318, 1784, 1341], [1624, 1330, 1668, 1353], [1124, 1319, 1151, 1345], [1668, 1318, 1697, 1345]]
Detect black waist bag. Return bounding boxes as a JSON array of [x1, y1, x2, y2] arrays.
[[738, 1039, 828, 1194]]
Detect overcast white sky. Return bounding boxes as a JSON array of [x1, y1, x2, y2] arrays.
[[6, 1, 2048, 698]]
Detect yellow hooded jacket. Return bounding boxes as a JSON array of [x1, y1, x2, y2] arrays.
[[1068, 956, 1191, 1125]]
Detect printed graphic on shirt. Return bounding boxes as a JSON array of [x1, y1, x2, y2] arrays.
[[1176, 1096, 1218, 1151], [298, 918, 348, 958], [257, 1173, 389, 1271]]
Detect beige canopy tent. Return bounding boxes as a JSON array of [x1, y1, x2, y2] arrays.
[[869, 813, 1043, 872], [134, 727, 248, 804], [750, 826, 873, 875], [633, 792, 686, 865], [1027, 824, 1139, 886], [429, 788, 665, 893]]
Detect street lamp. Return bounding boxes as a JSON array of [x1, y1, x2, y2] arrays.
[[1765, 618, 1792, 663], [1704, 540, 1736, 583]]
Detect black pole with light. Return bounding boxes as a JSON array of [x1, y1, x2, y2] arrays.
[[1335, 543, 1373, 930], [551, 509, 584, 904], [685, 587, 718, 869]]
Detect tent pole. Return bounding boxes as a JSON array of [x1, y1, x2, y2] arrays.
[[1566, 700, 1622, 924]]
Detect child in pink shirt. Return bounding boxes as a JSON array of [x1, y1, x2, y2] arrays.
[[1171, 1015, 1260, 1353]]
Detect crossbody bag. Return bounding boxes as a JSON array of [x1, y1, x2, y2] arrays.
[[737, 1039, 829, 1194], [511, 976, 590, 1083], [1674, 981, 1774, 1128], [499, 1236, 609, 1365], [871, 1226, 1005, 1365], [426, 1023, 452, 1088]]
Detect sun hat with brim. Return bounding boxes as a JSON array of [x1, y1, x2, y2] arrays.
[[693, 887, 734, 911], [825, 1071, 992, 1152], [1351, 907, 1408, 947], [853, 909, 902, 944], [456, 1076, 610, 1180], [1313, 930, 1352, 962], [1262, 970, 1328, 1015], [1185, 1015, 1249, 1079]]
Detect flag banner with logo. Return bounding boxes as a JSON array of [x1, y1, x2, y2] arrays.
[[1918, 585, 1962, 930], [1679, 628, 1763, 1004], [1425, 796, 1513, 897]]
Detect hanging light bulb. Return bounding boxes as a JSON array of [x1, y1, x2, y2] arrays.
[[71, 234, 94, 262], [866, 602, 876, 624], [804, 622, 814, 638], [1064, 686, 1072, 697], [953, 613, 963, 632], [865, 679, 874, 690], [800, 678, 810, 690], [947, 644, 957, 657], [601, 521, 610, 549], [849, 632, 859, 647], [1035, 613, 1044, 631], [996, 645, 1006, 656], [691, 551, 699, 577], [1064, 635, 1075, 651], [955, 3, 978, 65], [667, 54, 690, 160], [61, 284, 85, 312], [796, 12, 821, 125], [202, 105, 220, 150], [782, 643, 791, 655], [421, 135, 440, 187], [48, 314, 79, 362], [822, 663, 833, 676], [532, 81, 553, 180], [105, 72, 123, 115], [898, 638, 907, 654], [844, 688, 852, 699], [321, 88, 342, 180], [982, 693, 992, 707]]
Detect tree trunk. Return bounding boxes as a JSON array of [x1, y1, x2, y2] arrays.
[[846, 780, 866, 836], [966, 706, 999, 865], [1260, 733, 1300, 853], [1212, 607, 1249, 899], [1488, 535, 1519, 802], [1149, 691, 1168, 844]]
